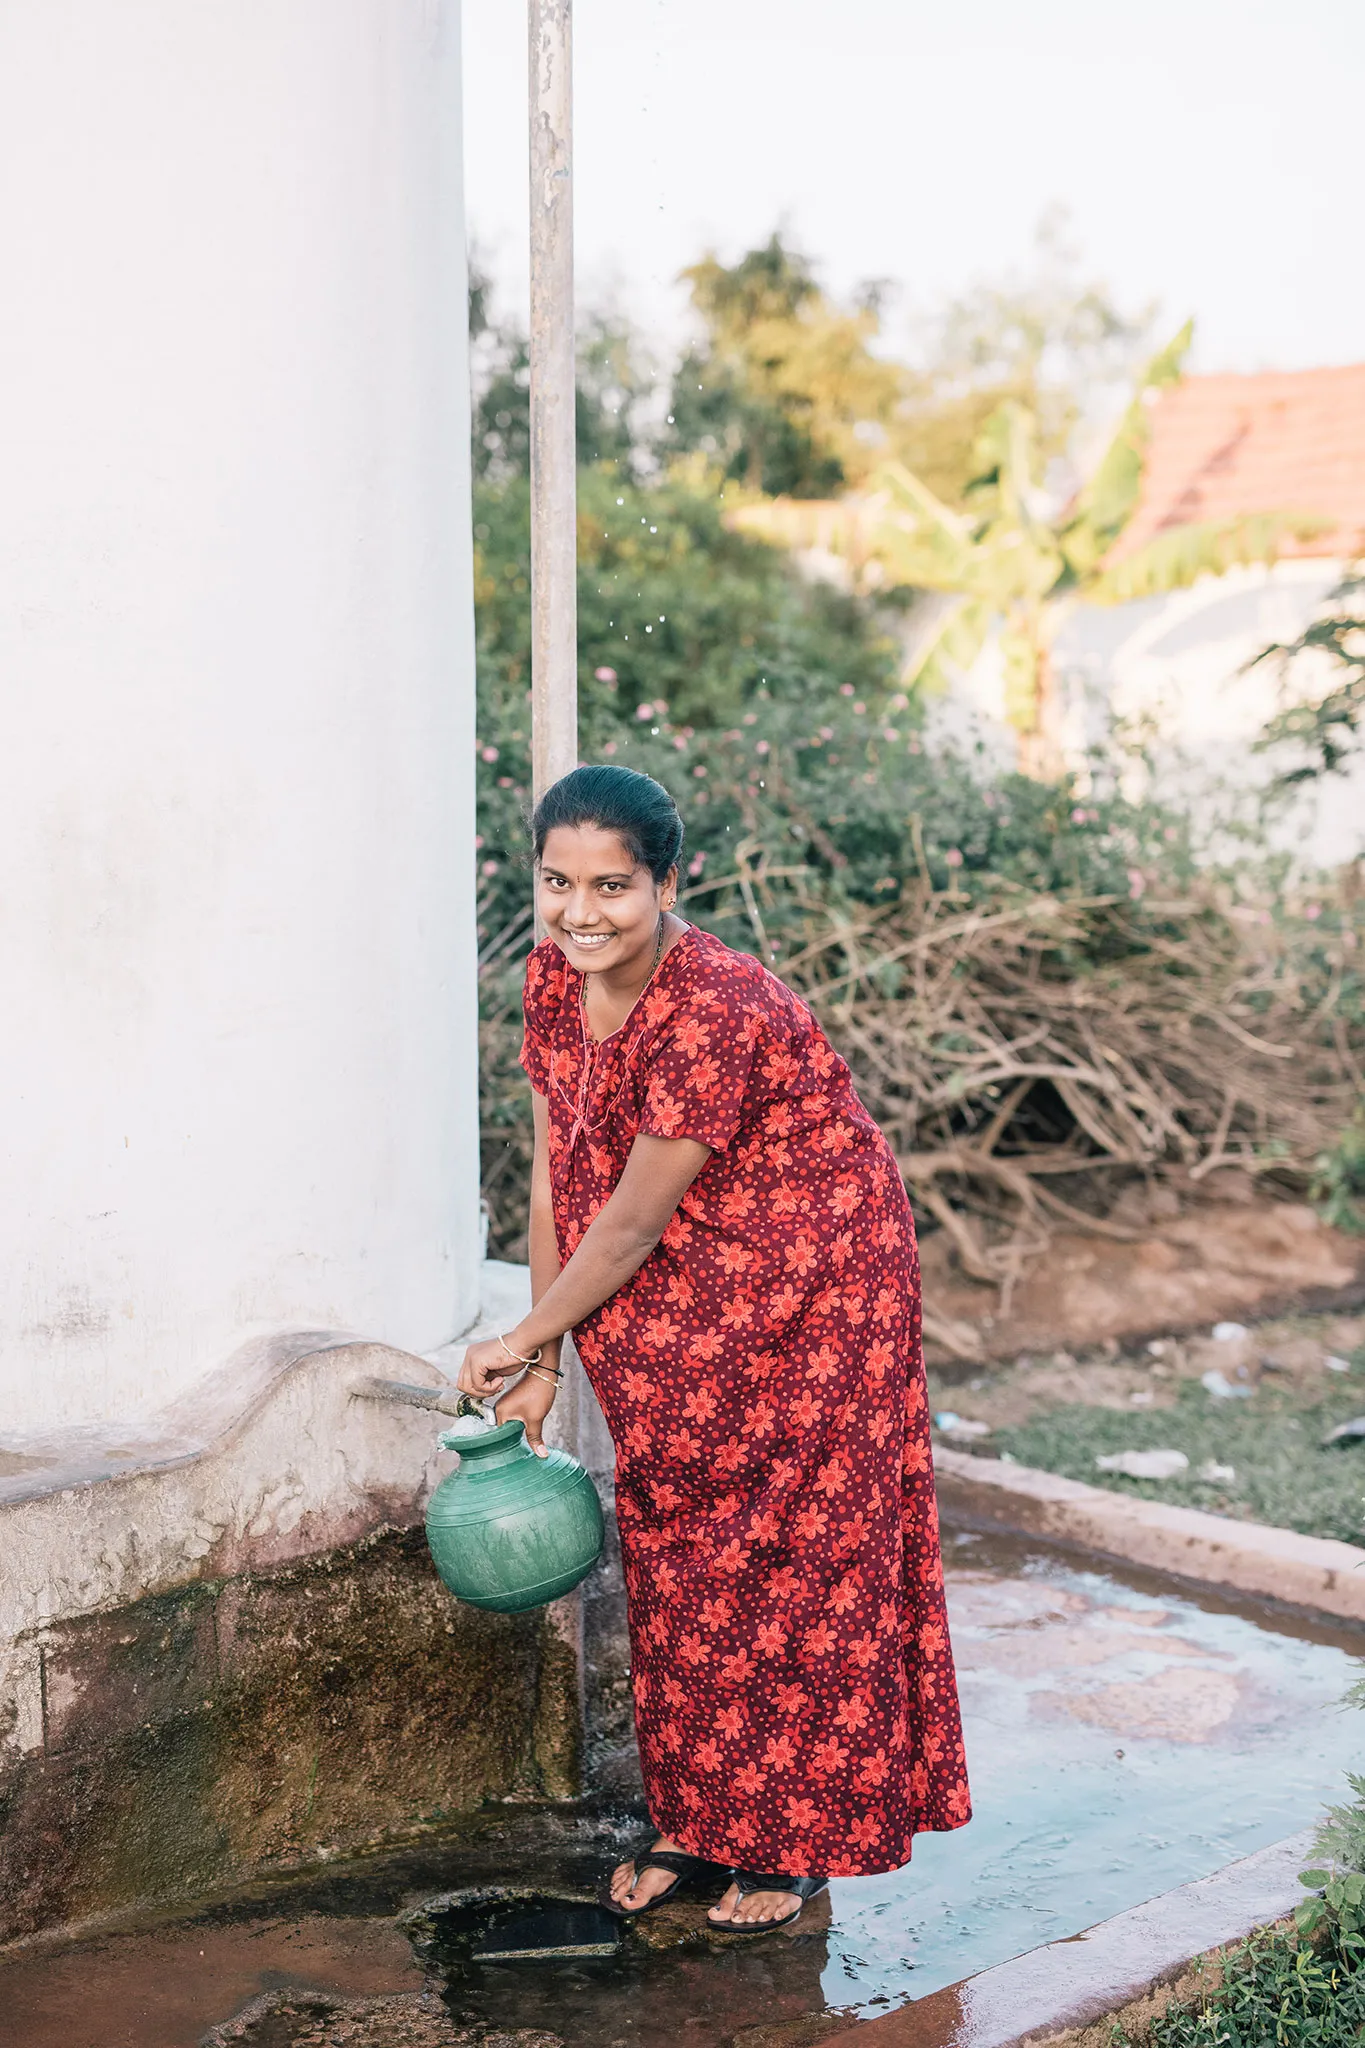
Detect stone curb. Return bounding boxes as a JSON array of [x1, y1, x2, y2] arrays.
[[933, 1446, 1365, 1623], [817, 1829, 1315, 2048]]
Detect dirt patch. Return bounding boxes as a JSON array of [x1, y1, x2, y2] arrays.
[[0, 1914, 424, 2048], [920, 1197, 1364, 1366], [928, 1311, 1365, 1433]]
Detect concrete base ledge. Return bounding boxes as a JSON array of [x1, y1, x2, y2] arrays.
[[934, 1446, 1365, 1624], [823, 1829, 1315, 2048]]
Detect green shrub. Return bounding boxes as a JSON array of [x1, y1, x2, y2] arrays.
[[1132, 1923, 1365, 2048]]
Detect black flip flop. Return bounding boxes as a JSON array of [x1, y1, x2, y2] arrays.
[[602, 1837, 731, 1918], [707, 1870, 829, 1933]]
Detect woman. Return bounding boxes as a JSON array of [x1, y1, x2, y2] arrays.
[[459, 766, 970, 1932]]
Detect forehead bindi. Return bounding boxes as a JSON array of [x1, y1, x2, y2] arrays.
[[539, 824, 642, 882]]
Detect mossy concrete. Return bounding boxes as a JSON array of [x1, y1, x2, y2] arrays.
[[0, 1527, 580, 1944]]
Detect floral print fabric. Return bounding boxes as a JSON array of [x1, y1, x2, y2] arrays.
[[520, 924, 970, 1876]]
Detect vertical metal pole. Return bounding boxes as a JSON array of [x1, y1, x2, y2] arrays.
[[529, 0, 577, 806], [528, 0, 586, 1781]]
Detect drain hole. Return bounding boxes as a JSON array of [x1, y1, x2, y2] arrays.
[[441, 1896, 621, 1966]]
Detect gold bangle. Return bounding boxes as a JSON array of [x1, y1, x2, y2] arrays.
[[497, 1332, 543, 1367], [526, 1366, 561, 1390]]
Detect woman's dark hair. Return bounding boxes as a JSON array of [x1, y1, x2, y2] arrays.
[[532, 765, 684, 882]]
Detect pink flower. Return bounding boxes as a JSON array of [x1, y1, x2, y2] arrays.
[[688, 851, 706, 877], [945, 847, 963, 868], [636, 703, 654, 720], [480, 745, 499, 763], [594, 666, 617, 682], [1127, 867, 1146, 900]]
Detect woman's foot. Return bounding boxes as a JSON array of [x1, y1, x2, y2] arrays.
[[608, 1835, 698, 1913], [707, 1872, 828, 1931], [707, 1878, 802, 1927]]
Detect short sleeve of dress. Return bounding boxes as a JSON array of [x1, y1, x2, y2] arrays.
[[637, 984, 765, 1153], [519, 943, 566, 1096]]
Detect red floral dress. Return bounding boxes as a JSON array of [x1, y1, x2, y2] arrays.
[[520, 924, 970, 1877]]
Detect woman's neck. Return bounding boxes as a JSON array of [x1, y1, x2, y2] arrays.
[[582, 913, 683, 1039]]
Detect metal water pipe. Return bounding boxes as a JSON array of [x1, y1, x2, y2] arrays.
[[528, 0, 577, 805]]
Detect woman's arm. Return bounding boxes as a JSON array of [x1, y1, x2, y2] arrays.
[[526, 1093, 563, 1375], [515, 1129, 711, 1351], [458, 1125, 711, 1444]]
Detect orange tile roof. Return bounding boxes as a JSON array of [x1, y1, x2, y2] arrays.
[[1114, 362, 1365, 561]]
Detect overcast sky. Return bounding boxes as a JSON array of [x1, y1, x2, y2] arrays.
[[461, 0, 1365, 376]]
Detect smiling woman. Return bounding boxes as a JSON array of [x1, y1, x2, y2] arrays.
[[458, 765, 970, 1934]]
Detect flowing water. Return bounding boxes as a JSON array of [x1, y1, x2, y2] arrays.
[[4, 1530, 1361, 2048]]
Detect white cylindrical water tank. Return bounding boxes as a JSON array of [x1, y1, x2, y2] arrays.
[[0, 2, 481, 1435]]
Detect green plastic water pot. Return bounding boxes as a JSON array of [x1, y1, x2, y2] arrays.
[[425, 1418, 605, 1614]]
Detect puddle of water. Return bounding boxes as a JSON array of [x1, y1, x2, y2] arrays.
[[2, 1528, 1359, 2048], [823, 1531, 1364, 2013], [428, 1904, 835, 2048], [456, 1897, 622, 1961], [414, 1530, 1364, 2040]]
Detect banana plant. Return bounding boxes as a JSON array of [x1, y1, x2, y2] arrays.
[[730, 323, 1326, 775]]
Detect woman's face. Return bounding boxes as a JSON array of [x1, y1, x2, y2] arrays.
[[537, 824, 675, 977]]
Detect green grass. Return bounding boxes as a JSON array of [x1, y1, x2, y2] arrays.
[[1127, 1927, 1365, 2048], [993, 1380, 1365, 1547]]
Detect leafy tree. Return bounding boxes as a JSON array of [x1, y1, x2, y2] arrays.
[[666, 234, 904, 498], [664, 218, 1149, 511], [896, 207, 1153, 508]]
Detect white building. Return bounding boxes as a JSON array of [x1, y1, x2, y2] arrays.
[[0, 4, 593, 1940], [949, 364, 1365, 865]]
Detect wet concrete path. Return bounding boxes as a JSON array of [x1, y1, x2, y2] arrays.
[[3, 1530, 1360, 2047]]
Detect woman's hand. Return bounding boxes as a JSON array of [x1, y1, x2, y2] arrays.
[[493, 1368, 557, 1457], [456, 1336, 514, 1399]]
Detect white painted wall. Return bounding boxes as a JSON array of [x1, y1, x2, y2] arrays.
[[1063, 562, 1365, 868], [0, 2, 482, 1436], [923, 562, 1365, 871]]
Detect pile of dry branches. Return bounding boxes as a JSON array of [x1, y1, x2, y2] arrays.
[[479, 852, 1363, 1319]]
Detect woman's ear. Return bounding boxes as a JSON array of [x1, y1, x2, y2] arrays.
[[661, 865, 679, 911]]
